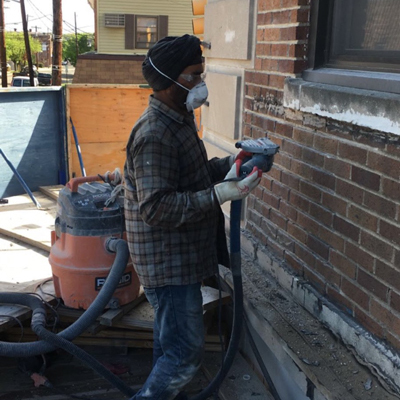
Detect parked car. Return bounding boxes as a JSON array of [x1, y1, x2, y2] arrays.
[[38, 72, 52, 86], [11, 76, 39, 87]]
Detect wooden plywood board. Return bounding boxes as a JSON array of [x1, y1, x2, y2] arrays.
[[66, 85, 203, 178], [67, 85, 152, 178], [39, 185, 63, 200], [0, 192, 56, 252]]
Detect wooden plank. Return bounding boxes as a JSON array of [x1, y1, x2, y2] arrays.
[[0, 192, 56, 252], [201, 285, 231, 311], [99, 288, 145, 327], [39, 185, 63, 200]]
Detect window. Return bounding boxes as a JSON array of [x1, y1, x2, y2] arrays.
[[135, 17, 157, 49], [305, 0, 400, 93], [125, 15, 168, 51]]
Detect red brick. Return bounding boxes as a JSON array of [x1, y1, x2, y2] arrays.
[[290, 190, 310, 212], [298, 179, 322, 201], [293, 127, 314, 146], [312, 168, 336, 191], [301, 147, 324, 167], [295, 242, 317, 268], [318, 225, 345, 252], [258, 0, 281, 11], [276, 229, 296, 251], [358, 269, 389, 302], [370, 299, 400, 337], [287, 221, 307, 243], [284, 251, 304, 276], [379, 219, 400, 246], [307, 234, 329, 260], [363, 192, 397, 220], [292, 7, 310, 23], [338, 142, 368, 165], [376, 260, 400, 292], [351, 166, 380, 191], [260, 217, 278, 239], [324, 157, 351, 179], [314, 134, 338, 155], [326, 285, 354, 315], [333, 216, 360, 242], [269, 74, 286, 89], [315, 259, 341, 289], [309, 202, 333, 227], [281, 170, 300, 190], [262, 27, 281, 41], [367, 150, 400, 181], [279, 200, 297, 221], [382, 177, 400, 201], [270, 44, 288, 57], [261, 58, 279, 72], [344, 241, 374, 272], [330, 250, 356, 279], [336, 179, 363, 203], [304, 264, 325, 293], [390, 290, 400, 314], [272, 10, 292, 24], [281, 139, 302, 158], [275, 121, 293, 137], [271, 180, 290, 200], [348, 204, 378, 232], [276, 152, 291, 169], [291, 159, 313, 178], [321, 192, 346, 216], [354, 306, 385, 339], [360, 230, 394, 262], [341, 277, 369, 310]]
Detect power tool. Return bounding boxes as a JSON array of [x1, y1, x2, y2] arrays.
[[235, 137, 280, 176]]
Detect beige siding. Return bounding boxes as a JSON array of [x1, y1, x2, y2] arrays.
[[97, 0, 195, 54]]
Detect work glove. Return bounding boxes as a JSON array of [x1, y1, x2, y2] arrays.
[[214, 162, 261, 205], [233, 150, 253, 175]]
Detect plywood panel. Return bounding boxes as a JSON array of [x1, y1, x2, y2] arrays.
[[67, 85, 203, 178], [67, 85, 151, 178]]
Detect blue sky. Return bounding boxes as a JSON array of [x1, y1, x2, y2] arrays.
[[4, 0, 95, 34]]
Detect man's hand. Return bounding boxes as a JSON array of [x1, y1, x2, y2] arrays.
[[234, 150, 253, 175], [214, 162, 261, 205]]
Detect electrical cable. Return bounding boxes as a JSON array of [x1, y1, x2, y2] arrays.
[[0, 315, 24, 342]]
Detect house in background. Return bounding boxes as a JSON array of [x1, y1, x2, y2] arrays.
[[74, 0, 195, 84]]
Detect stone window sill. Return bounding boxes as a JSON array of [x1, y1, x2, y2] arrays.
[[283, 71, 400, 136]]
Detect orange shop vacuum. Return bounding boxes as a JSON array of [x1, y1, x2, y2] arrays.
[[49, 175, 140, 309]]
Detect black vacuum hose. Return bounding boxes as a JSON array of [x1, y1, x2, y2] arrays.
[[0, 238, 129, 358], [191, 199, 244, 400]]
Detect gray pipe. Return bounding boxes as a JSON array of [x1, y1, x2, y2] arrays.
[[0, 238, 129, 358]]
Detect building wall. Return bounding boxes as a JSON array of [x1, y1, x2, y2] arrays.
[[73, 54, 147, 84], [244, 0, 400, 354], [201, 0, 400, 394], [97, 0, 194, 54]]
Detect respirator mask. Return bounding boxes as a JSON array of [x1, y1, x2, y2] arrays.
[[149, 57, 208, 113]]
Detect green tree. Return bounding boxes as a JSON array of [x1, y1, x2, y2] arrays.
[[62, 33, 95, 66], [5, 32, 42, 71]]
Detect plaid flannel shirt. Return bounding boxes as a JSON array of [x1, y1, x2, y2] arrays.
[[124, 96, 232, 288]]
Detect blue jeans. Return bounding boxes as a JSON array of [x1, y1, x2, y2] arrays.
[[131, 283, 204, 400]]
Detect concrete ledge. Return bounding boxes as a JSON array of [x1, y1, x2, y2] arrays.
[[283, 78, 400, 136], [234, 232, 400, 398]]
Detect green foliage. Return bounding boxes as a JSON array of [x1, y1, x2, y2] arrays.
[[62, 33, 95, 66], [5, 32, 42, 70]]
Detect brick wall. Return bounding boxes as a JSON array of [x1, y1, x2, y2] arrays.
[[244, 0, 400, 350], [73, 54, 147, 85]]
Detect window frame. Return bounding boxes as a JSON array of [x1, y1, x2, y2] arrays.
[[305, 0, 400, 94], [134, 15, 158, 50]]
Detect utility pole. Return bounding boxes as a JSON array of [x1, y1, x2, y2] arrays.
[[20, 0, 35, 86], [74, 12, 79, 61], [0, 0, 7, 87], [52, 0, 62, 85]]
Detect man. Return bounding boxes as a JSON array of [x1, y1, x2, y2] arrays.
[[124, 34, 261, 400]]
